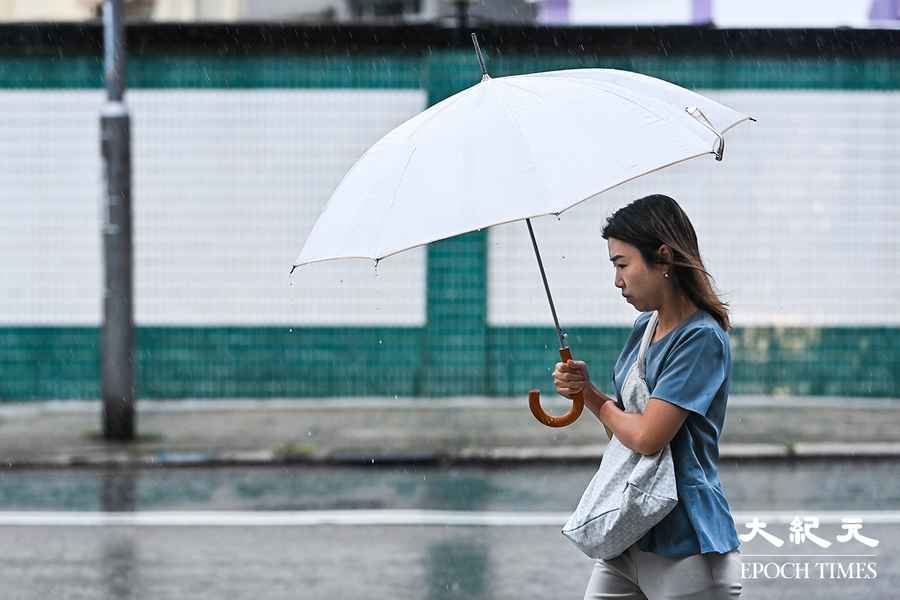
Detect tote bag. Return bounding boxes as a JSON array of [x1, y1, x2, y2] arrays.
[[561, 311, 678, 560]]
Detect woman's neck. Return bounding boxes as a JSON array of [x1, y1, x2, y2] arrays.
[[656, 294, 700, 334]]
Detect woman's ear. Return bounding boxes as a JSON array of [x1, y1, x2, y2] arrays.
[[656, 244, 672, 264]]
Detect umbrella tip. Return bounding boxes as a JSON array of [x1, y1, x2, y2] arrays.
[[471, 33, 488, 77]]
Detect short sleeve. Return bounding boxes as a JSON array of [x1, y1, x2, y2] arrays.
[[651, 327, 727, 417]]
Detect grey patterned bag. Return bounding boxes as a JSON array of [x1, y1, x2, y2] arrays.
[[561, 310, 678, 560]]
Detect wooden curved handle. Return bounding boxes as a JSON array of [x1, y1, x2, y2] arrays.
[[529, 388, 583, 428], [528, 347, 584, 428]]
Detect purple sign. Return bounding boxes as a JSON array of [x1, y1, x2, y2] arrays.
[[538, 0, 568, 24], [869, 0, 900, 22], [693, 0, 713, 24]]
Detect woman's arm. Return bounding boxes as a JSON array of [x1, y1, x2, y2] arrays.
[[556, 360, 688, 455], [584, 384, 689, 455]]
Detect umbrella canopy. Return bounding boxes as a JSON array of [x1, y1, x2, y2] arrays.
[[293, 56, 755, 429], [294, 67, 753, 268]]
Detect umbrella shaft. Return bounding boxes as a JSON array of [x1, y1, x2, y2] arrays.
[[526, 219, 566, 349]]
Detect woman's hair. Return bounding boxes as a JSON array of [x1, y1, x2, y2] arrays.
[[601, 194, 731, 332]]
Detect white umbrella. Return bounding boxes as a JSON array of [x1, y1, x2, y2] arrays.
[[294, 35, 755, 429]]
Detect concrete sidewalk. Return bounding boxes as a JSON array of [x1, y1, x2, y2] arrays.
[[0, 396, 898, 468]]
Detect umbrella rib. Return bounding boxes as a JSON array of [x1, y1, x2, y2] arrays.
[[554, 150, 711, 218], [409, 84, 483, 141], [492, 80, 555, 209], [721, 115, 757, 135], [514, 73, 721, 152], [495, 78, 546, 102], [372, 146, 418, 260]]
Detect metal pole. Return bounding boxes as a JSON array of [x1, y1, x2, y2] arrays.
[[455, 0, 469, 30], [525, 219, 567, 349], [101, 0, 135, 441]]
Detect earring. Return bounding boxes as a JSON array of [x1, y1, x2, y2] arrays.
[[664, 272, 670, 278]]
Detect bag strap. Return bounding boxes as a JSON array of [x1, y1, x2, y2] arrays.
[[636, 311, 659, 380]]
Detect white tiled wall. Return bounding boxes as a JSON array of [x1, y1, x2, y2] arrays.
[[3, 89, 898, 328], [488, 91, 900, 327], [0, 89, 428, 325]]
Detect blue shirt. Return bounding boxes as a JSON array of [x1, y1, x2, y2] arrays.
[[611, 309, 742, 557]]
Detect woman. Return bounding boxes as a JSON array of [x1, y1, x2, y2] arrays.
[[554, 194, 744, 600]]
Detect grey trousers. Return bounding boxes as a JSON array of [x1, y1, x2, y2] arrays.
[[584, 542, 743, 600]]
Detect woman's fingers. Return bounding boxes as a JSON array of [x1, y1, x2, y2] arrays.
[[554, 362, 585, 376], [556, 387, 581, 400], [553, 373, 585, 383], [555, 374, 585, 388], [554, 360, 590, 398]]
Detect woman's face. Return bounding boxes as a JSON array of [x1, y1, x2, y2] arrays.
[[608, 238, 666, 311]]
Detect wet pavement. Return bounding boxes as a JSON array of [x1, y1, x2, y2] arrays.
[[2, 524, 894, 600], [0, 459, 897, 599], [0, 459, 898, 512]]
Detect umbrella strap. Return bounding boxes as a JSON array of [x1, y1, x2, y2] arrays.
[[685, 106, 725, 161]]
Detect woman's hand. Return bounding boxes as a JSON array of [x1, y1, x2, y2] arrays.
[[553, 359, 592, 399]]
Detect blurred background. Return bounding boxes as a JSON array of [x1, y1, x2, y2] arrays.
[[1, 0, 898, 402], [0, 1, 898, 599]]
